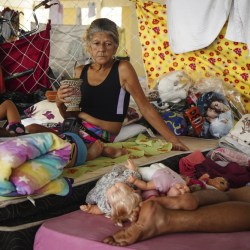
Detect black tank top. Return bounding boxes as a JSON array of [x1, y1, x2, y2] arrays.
[[79, 60, 130, 122]]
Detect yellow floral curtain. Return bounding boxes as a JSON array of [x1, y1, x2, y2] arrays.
[[134, 0, 250, 112]]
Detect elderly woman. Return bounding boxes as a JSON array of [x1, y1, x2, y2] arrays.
[[55, 18, 189, 152]]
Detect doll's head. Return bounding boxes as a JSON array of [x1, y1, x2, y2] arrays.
[[106, 182, 142, 226], [207, 177, 229, 191]]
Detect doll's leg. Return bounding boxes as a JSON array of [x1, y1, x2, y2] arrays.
[[103, 200, 250, 246], [80, 204, 103, 215], [167, 183, 190, 197]]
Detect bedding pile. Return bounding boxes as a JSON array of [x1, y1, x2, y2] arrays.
[[147, 71, 245, 140], [0, 132, 72, 197]]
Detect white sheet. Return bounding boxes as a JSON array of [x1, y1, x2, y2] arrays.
[[166, 0, 232, 53]]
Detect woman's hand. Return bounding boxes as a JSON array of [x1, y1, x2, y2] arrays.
[[56, 84, 74, 105], [56, 84, 79, 118], [171, 141, 190, 151]]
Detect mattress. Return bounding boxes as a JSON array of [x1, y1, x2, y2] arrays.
[[0, 136, 218, 250], [34, 209, 250, 250]]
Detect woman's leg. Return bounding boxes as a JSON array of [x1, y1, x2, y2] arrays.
[[102, 146, 128, 159]]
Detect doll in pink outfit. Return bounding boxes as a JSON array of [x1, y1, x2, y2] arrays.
[[128, 163, 190, 198], [128, 162, 229, 199]]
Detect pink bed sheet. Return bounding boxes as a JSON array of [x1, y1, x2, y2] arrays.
[[34, 210, 250, 250]]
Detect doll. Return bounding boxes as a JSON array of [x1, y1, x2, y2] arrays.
[[198, 92, 234, 138], [80, 159, 142, 227], [128, 163, 190, 198], [128, 163, 229, 198], [184, 173, 229, 192]]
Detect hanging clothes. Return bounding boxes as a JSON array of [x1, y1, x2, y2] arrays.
[[166, 0, 232, 53], [49, 0, 63, 25]]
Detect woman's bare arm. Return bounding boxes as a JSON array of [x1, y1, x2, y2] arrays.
[[119, 61, 189, 151]]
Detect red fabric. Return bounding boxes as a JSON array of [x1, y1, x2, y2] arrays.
[[0, 22, 51, 93], [195, 158, 250, 188], [179, 150, 206, 177]]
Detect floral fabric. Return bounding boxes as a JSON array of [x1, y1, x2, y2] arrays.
[[134, 0, 250, 112]]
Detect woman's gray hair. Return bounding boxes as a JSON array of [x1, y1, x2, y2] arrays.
[[84, 18, 119, 48]]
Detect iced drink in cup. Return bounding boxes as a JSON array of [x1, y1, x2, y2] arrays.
[[60, 78, 83, 111]]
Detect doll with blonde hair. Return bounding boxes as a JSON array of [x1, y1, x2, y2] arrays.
[[105, 182, 141, 226], [80, 159, 142, 226]]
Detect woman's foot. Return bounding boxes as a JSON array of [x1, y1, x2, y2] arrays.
[[80, 204, 103, 215], [102, 146, 128, 158], [87, 140, 104, 161]]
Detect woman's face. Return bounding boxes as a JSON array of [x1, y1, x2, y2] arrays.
[[88, 32, 117, 64]]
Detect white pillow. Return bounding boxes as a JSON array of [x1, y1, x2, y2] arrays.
[[114, 124, 147, 142], [24, 100, 63, 124]]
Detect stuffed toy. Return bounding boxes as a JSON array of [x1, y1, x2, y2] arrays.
[[156, 70, 193, 109]]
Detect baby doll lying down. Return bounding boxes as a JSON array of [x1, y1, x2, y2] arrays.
[[80, 160, 142, 227], [80, 160, 229, 226]]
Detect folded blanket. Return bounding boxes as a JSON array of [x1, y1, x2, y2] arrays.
[[219, 114, 250, 156], [0, 133, 72, 196]]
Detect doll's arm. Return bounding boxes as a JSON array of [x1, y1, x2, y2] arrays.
[[125, 159, 137, 171], [127, 175, 156, 190], [80, 204, 103, 215]]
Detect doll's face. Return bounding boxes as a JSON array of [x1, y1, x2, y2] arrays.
[[208, 177, 229, 191], [206, 107, 219, 119], [210, 101, 229, 113]]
